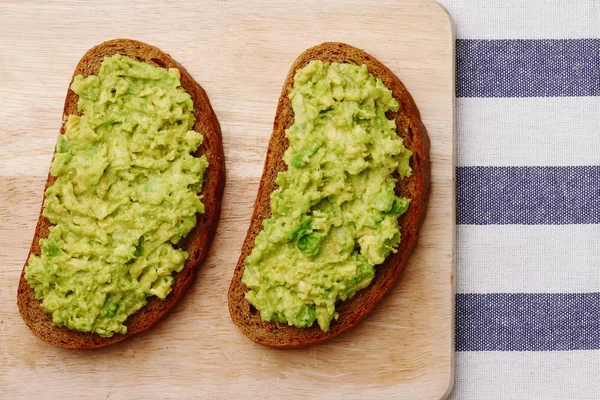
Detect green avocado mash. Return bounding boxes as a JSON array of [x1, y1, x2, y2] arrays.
[[24, 54, 208, 337], [242, 60, 412, 331]]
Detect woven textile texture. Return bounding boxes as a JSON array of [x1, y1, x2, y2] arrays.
[[439, 1, 600, 398]]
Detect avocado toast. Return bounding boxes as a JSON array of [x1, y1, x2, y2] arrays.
[[17, 39, 225, 349], [228, 42, 430, 348]]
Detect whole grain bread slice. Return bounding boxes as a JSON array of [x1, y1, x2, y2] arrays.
[[17, 39, 225, 349], [228, 42, 430, 348]]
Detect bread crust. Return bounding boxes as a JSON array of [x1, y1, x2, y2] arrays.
[[228, 42, 430, 348], [17, 39, 225, 349]]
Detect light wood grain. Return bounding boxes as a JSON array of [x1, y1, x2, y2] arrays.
[[0, 0, 455, 398]]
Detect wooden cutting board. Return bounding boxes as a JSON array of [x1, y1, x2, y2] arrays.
[[0, 0, 455, 398]]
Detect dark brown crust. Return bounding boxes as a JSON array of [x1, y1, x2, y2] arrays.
[[17, 39, 225, 349], [228, 42, 430, 348]]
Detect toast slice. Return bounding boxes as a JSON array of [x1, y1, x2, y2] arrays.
[[17, 39, 225, 349], [228, 42, 430, 348]]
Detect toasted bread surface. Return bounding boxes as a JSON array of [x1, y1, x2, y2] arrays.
[[228, 42, 430, 348], [17, 39, 225, 349]]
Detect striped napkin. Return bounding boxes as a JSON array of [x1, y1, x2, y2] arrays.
[[438, 1, 600, 399]]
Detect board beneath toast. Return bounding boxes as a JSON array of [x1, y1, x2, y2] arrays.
[[0, 0, 454, 398]]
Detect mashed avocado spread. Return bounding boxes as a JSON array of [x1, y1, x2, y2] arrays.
[[242, 60, 412, 331], [24, 54, 208, 337]]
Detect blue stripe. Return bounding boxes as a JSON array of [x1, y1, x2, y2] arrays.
[[457, 39, 600, 98], [456, 293, 600, 351], [457, 166, 600, 225]]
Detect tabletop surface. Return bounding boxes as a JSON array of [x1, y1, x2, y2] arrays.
[[0, 1, 454, 399]]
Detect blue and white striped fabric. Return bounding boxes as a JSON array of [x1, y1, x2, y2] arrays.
[[437, 1, 600, 398]]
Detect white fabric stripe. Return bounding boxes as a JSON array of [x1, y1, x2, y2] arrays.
[[457, 97, 600, 167], [457, 225, 600, 294], [449, 351, 600, 400], [438, 0, 600, 39]]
